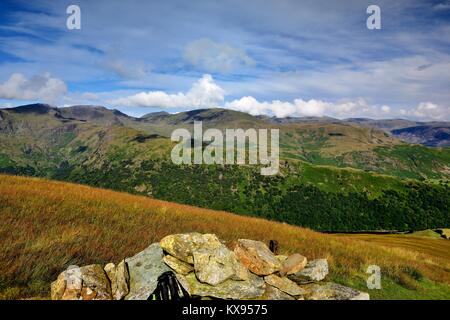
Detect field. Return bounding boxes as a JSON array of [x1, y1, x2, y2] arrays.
[[0, 174, 449, 300]]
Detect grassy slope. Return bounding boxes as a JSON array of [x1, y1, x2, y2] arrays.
[[0, 174, 449, 300]]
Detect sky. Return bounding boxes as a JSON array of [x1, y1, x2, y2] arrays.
[[0, 0, 449, 120]]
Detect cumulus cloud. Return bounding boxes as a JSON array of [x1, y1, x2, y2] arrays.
[[403, 102, 450, 121], [110, 74, 449, 121], [225, 96, 450, 121], [184, 38, 254, 73], [224, 96, 384, 119], [0, 73, 67, 102], [111, 74, 225, 108]]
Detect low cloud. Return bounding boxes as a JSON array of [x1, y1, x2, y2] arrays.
[[111, 74, 225, 108], [401, 102, 450, 121], [0, 73, 67, 102], [224, 96, 390, 119], [110, 74, 449, 121], [184, 38, 254, 73]]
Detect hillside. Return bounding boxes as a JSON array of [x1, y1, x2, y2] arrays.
[[392, 125, 450, 147], [2, 104, 449, 180], [346, 118, 450, 147], [0, 174, 449, 300], [0, 104, 450, 232]]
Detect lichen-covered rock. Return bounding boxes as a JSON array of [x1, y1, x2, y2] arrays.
[[260, 284, 296, 300], [104, 260, 129, 300], [288, 259, 328, 284], [163, 255, 194, 275], [302, 282, 370, 300], [185, 271, 266, 300], [233, 239, 281, 276], [104, 263, 115, 279], [125, 243, 171, 300], [160, 233, 222, 264], [264, 274, 305, 296], [78, 264, 113, 300], [280, 254, 307, 276], [193, 246, 248, 286], [51, 265, 82, 300], [51, 264, 112, 300]]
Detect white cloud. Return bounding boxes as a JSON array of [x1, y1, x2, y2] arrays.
[[225, 96, 450, 121], [0, 73, 67, 102], [405, 102, 450, 121], [110, 74, 449, 121], [111, 74, 225, 108], [184, 38, 254, 73], [224, 96, 377, 118]]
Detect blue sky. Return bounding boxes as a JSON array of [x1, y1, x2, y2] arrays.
[[0, 0, 449, 120]]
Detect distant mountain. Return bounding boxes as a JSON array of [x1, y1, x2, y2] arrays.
[[345, 118, 421, 131], [140, 111, 170, 119], [0, 103, 449, 234], [392, 125, 450, 147], [345, 118, 450, 147], [59, 105, 131, 125], [1, 103, 449, 181], [261, 115, 338, 124]]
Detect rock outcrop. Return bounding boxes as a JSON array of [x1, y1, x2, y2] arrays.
[[51, 264, 112, 300], [51, 233, 369, 300], [125, 243, 170, 300], [302, 282, 370, 300], [104, 260, 129, 300], [279, 253, 307, 276], [288, 259, 329, 284], [232, 239, 282, 276]]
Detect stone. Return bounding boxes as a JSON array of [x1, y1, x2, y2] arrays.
[[160, 233, 222, 264], [260, 284, 295, 300], [78, 264, 112, 300], [185, 272, 266, 300], [288, 259, 328, 284], [264, 274, 305, 296], [125, 243, 171, 300], [104, 263, 116, 279], [51, 273, 67, 300], [51, 265, 82, 300], [280, 254, 307, 276], [104, 260, 129, 300], [302, 282, 370, 300], [233, 239, 281, 276], [81, 286, 97, 300], [276, 255, 288, 263], [193, 246, 248, 286], [231, 255, 250, 282], [164, 255, 194, 275], [51, 264, 112, 300]]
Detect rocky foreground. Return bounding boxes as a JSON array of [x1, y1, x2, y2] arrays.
[[51, 233, 369, 300]]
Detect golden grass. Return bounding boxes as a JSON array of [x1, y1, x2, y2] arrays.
[[0, 174, 449, 299]]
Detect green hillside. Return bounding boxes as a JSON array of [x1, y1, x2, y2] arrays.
[[0, 104, 449, 232]]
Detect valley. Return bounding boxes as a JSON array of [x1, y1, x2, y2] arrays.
[[0, 104, 449, 232]]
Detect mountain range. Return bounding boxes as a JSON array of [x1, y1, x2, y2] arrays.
[[0, 103, 449, 232]]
